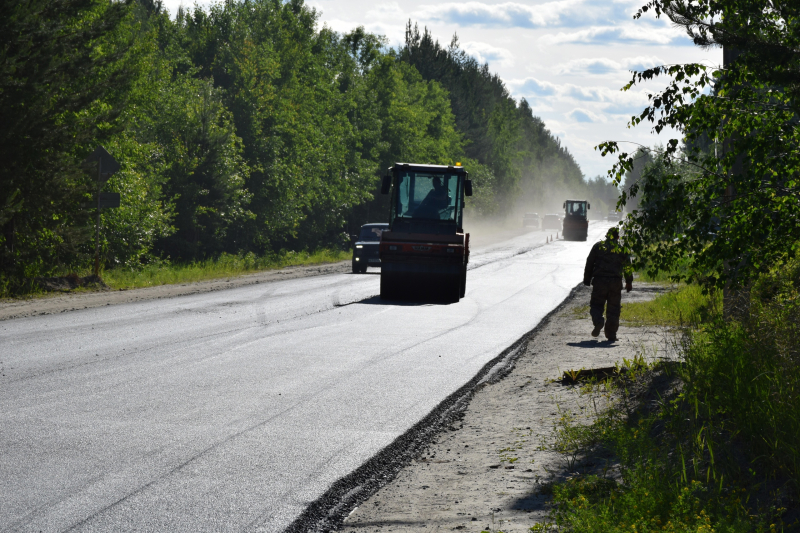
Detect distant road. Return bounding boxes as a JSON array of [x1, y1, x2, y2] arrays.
[[0, 224, 608, 532]]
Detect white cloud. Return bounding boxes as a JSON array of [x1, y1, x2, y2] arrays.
[[509, 77, 559, 97], [564, 85, 608, 101], [567, 108, 603, 123], [558, 58, 621, 75], [320, 18, 405, 45], [320, 18, 362, 34], [557, 56, 668, 78], [542, 118, 568, 138], [621, 56, 666, 71], [540, 25, 688, 46], [416, 0, 589, 28], [509, 78, 649, 107], [603, 101, 649, 116], [366, 1, 406, 18], [413, 0, 659, 29], [462, 42, 515, 67]]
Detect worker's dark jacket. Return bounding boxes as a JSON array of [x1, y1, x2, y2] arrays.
[[583, 239, 633, 285]]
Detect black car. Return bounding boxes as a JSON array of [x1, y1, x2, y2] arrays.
[[352, 223, 389, 273]]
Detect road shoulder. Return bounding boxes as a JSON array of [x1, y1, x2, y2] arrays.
[[0, 261, 350, 321], [339, 283, 669, 533]]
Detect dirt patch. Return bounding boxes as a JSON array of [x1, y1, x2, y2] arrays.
[[337, 283, 675, 533], [0, 261, 351, 321]]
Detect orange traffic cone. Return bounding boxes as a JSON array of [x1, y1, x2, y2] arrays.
[[556, 231, 559, 240]]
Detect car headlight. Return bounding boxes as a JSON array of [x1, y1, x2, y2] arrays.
[[355, 245, 363, 249]]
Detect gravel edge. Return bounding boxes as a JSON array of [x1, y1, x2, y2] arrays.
[[283, 284, 583, 533]]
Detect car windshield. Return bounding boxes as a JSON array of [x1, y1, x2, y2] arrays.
[[359, 226, 386, 241], [566, 202, 586, 216], [394, 171, 460, 222]]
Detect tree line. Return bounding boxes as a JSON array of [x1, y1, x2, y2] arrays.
[[604, 0, 800, 289], [0, 0, 599, 286]]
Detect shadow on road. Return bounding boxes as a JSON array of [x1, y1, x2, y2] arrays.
[[566, 339, 617, 348], [354, 295, 450, 307]]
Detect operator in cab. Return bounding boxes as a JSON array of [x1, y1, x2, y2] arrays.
[[583, 227, 633, 343], [414, 176, 450, 219]]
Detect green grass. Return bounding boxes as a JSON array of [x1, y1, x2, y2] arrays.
[[637, 269, 677, 283], [568, 279, 720, 326], [542, 269, 800, 532], [102, 249, 350, 290], [621, 284, 721, 326], [0, 249, 351, 298], [543, 362, 785, 532], [684, 312, 800, 497], [550, 474, 763, 532]]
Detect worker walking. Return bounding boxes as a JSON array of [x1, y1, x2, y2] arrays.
[[583, 227, 633, 342]]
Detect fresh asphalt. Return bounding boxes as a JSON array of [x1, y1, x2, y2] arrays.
[[0, 223, 609, 532]]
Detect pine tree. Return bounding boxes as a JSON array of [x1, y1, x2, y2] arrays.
[[0, 0, 136, 279]]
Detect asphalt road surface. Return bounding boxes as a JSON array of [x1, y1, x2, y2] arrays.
[[1, 223, 609, 532]]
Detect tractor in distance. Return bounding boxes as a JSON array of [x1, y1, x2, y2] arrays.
[[562, 199, 590, 241], [378, 162, 473, 302]]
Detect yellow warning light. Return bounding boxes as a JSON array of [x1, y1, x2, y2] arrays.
[[455, 162, 462, 166]]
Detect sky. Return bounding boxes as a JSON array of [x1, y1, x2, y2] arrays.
[[161, 0, 721, 179]]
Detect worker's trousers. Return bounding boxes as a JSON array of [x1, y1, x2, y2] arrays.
[[590, 277, 623, 337]]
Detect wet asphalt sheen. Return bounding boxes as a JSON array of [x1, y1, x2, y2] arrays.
[[0, 224, 608, 532]]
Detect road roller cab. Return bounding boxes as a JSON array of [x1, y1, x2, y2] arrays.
[[378, 163, 472, 302]]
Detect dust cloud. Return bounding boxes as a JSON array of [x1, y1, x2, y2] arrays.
[[464, 178, 619, 248]]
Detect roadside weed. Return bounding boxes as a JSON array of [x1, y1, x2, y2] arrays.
[[621, 283, 721, 326], [541, 262, 800, 532], [566, 304, 590, 319], [0, 275, 47, 299], [562, 368, 584, 383], [1, 249, 351, 297], [102, 249, 350, 289], [545, 362, 782, 532], [540, 397, 606, 472], [619, 349, 654, 381]]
